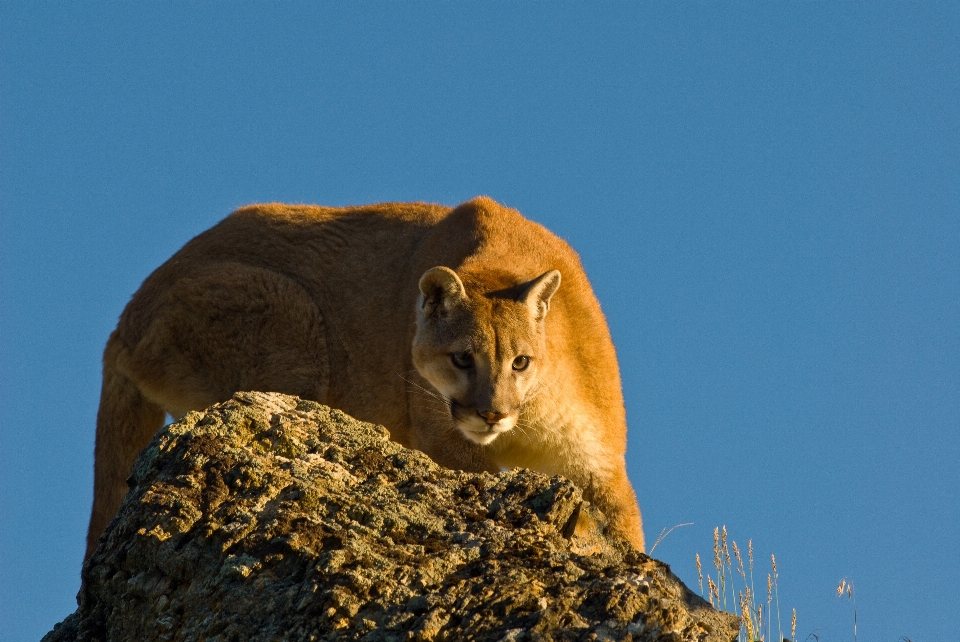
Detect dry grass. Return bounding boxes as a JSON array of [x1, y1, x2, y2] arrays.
[[698, 526, 796, 642], [701, 533, 911, 642]]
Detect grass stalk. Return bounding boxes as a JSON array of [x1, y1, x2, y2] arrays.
[[772, 555, 783, 642], [837, 578, 857, 642]]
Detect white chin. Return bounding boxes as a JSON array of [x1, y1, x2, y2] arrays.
[[460, 428, 502, 446]]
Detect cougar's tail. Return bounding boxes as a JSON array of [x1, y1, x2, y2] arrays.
[[85, 333, 165, 559]]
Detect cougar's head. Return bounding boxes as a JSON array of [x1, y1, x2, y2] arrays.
[[412, 266, 561, 445]]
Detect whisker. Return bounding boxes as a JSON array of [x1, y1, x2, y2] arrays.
[[407, 385, 449, 407], [513, 422, 536, 439], [396, 371, 450, 407], [406, 397, 451, 418], [512, 424, 530, 439], [406, 393, 452, 416]]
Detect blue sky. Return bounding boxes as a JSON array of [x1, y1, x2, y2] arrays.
[[2, 3, 958, 640]]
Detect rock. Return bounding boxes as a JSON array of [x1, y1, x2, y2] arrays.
[[45, 392, 738, 642]]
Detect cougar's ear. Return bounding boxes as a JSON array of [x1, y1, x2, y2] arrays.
[[418, 266, 467, 317], [520, 269, 561, 322]]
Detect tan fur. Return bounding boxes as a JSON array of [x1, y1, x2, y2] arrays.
[[86, 197, 644, 558]]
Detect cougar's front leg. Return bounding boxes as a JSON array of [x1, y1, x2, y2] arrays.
[[581, 464, 645, 552]]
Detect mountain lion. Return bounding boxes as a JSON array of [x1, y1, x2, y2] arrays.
[[86, 196, 644, 558]]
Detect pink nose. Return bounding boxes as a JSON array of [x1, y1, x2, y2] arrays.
[[479, 411, 507, 424]]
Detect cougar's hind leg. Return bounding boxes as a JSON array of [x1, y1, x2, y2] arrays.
[[87, 264, 329, 558], [86, 333, 166, 559], [121, 263, 330, 413]]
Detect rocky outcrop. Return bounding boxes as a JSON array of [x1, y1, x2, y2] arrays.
[[45, 392, 738, 642]]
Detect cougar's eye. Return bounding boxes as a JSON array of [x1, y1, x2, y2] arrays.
[[512, 355, 530, 371], [451, 351, 474, 369]]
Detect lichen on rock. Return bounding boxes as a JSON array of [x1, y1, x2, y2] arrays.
[[44, 391, 738, 642]]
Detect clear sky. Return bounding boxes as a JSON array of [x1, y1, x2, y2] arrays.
[[2, 3, 957, 640]]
